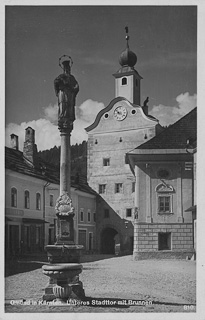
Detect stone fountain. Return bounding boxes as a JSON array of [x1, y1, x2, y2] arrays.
[[42, 55, 85, 303]]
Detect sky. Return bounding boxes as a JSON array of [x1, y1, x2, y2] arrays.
[[5, 5, 197, 151]]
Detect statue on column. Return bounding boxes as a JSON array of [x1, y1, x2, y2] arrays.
[[54, 56, 79, 128]]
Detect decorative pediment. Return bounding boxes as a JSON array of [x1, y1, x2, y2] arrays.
[[155, 182, 174, 193]]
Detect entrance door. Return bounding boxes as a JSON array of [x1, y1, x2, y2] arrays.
[[78, 230, 87, 250], [88, 232, 93, 251], [9, 225, 19, 255], [101, 227, 118, 254], [24, 225, 31, 252], [49, 228, 54, 245]]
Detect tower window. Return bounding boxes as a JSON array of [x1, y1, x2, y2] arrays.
[[115, 183, 123, 194], [136, 79, 138, 87], [126, 208, 132, 217], [103, 158, 110, 166], [11, 187, 17, 207], [99, 184, 106, 194], [132, 182, 135, 193], [122, 77, 127, 85], [87, 210, 91, 222], [104, 209, 110, 218]]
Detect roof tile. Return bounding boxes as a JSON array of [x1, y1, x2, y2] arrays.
[[137, 108, 197, 150]]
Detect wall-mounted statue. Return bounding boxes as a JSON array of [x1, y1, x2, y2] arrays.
[[54, 56, 79, 126]]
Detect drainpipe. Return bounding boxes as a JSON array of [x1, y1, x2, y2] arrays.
[[133, 165, 140, 260], [186, 142, 195, 250], [43, 181, 50, 250]]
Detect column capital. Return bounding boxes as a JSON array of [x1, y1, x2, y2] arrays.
[[58, 118, 73, 133]]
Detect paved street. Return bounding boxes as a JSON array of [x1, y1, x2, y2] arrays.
[[5, 255, 196, 313]]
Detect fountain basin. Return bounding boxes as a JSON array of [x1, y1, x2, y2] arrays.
[[45, 244, 84, 263], [42, 263, 84, 302], [42, 263, 82, 280]]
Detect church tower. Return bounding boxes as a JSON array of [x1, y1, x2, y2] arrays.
[[86, 28, 161, 255], [113, 26, 142, 105]]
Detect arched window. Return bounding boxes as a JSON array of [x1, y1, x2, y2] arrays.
[[122, 77, 127, 85], [36, 193, 41, 210], [11, 187, 17, 207], [25, 190, 30, 209]]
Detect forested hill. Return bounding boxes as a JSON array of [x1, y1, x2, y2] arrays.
[[38, 141, 87, 176]]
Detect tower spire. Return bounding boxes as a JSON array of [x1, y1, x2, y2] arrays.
[[125, 26, 129, 49]]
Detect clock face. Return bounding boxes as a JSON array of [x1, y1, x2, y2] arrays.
[[113, 106, 127, 121]]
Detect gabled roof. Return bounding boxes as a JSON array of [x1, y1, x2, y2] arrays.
[[5, 147, 59, 184], [136, 107, 197, 150], [5, 147, 96, 195], [85, 96, 158, 132]]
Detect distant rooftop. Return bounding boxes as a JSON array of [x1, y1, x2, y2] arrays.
[[5, 147, 96, 195], [136, 107, 197, 150]]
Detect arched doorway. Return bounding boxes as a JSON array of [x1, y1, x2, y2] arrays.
[[101, 227, 118, 254]]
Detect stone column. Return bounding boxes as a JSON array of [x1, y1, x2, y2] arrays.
[[60, 131, 71, 195], [43, 56, 85, 302]]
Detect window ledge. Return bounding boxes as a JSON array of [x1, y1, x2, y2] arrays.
[[157, 212, 174, 215]]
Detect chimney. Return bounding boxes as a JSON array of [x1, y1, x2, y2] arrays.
[[10, 134, 19, 150], [23, 127, 38, 164]]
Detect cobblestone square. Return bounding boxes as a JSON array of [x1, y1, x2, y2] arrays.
[[5, 254, 196, 313]]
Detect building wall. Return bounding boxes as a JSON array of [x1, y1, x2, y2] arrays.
[[5, 170, 45, 255], [44, 183, 60, 246], [115, 74, 141, 105], [133, 223, 194, 260], [137, 162, 193, 224], [76, 192, 96, 251], [132, 160, 194, 259], [87, 100, 159, 254], [5, 169, 96, 255]]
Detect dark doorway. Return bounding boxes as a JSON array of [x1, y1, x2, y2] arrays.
[[101, 227, 118, 254], [158, 232, 171, 250], [9, 225, 19, 255], [78, 230, 87, 251], [88, 232, 93, 251], [130, 236, 134, 252]]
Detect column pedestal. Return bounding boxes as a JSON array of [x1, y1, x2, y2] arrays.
[[42, 263, 85, 302]]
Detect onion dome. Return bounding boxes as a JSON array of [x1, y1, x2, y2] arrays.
[[119, 26, 137, 67], [119, 47, 137, 67]]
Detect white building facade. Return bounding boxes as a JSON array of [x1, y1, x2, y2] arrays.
[[5, 128, 96, 257]]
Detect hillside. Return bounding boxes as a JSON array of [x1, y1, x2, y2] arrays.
[[38, 141, 87, 177]]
